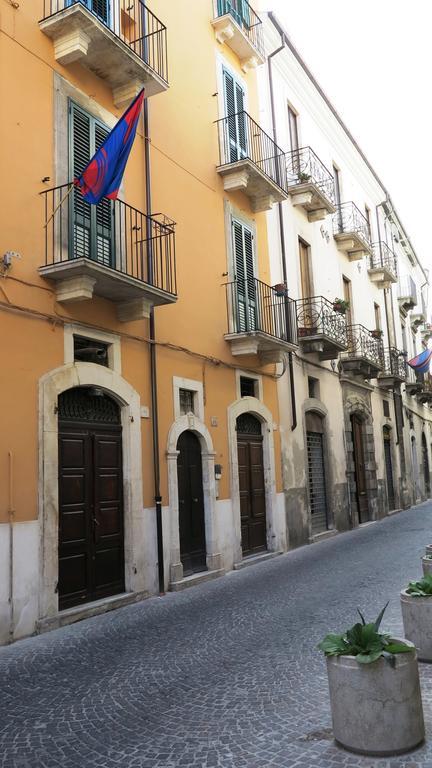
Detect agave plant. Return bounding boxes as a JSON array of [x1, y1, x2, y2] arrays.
[[406, 573, 432, 596], [318, 603, 411, 666]]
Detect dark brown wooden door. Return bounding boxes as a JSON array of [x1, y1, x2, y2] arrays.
[[177, 431, 206, 575], [383, 429, 395, 511], [237, 414, 266, 555], [58, 388, 124, 610], [351, 414, 369, 523]]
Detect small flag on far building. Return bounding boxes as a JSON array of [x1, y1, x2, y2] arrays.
[[407, 348, 432, 374], [74, 89, 145, 205]]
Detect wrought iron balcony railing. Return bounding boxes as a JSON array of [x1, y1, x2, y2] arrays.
[[41, 0, 168, 85], [41, 183, 177, 295], [343, 324, 383, 367], [406, 367, 423, 387], [216, 111, 288, 193], [296, 296, 347, 347], [379, 347, 407, 380], [333, 202, 372, 248], [398, 275, 418, 306], [369, 242, 398, 279], [215, 0, 264, 58], [286, 147, 336, 206], [226, 277, 298, 345]]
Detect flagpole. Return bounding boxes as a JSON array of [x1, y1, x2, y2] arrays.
[[44, 184, 75, 228]]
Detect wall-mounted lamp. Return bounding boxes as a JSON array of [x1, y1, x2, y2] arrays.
[[215, 464, 222, 481]]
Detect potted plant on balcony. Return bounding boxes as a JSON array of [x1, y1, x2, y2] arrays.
[[272, 282, 288, 298], [318, 604, 424, 755], [298, 170, 311, 183], [401, 573, 432, 662], [332, 298, 350, 315], [371, 328, 384, 339]]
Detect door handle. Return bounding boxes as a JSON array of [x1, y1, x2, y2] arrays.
[[93, 517, 100, 526], [192, 498, 199, 503]]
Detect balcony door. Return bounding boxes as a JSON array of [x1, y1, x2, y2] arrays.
[[232, 218, 256, 333], [223, 69, 247, 163], [69, 101, 114, 267], [218, 0, 250, 27], [66, 0, 110, 25]]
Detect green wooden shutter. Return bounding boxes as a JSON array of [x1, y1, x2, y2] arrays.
[[69, 101, 113, 267], [223, 69, 247, 163], [232, 219, 256, 332], [70, 104, 92, 260], [94, 122, 113, 267]]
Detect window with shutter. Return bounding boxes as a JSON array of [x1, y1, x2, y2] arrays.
[[217, 0, 250, 28], [69, 101, 113, 267], [65, 0, 110, 25], [232, 218, 256, 332], [223, 69, 247, 163]]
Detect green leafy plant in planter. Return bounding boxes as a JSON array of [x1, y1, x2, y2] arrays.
[[318, 603, 412, 666], [406, 573, 432, 596], [298, 171, 311, 183], [371, 328, 384, 339], [333, 297, 350, 315]]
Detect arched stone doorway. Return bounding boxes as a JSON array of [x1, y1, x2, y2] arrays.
[[58, 387, 124, 609], [39, 362, 144, 624], [176, 431, 206, 575], [236, 413, 266, 555], [342, 394, 378, 525]]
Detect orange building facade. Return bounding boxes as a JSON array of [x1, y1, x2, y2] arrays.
[[0, 0, 290, 643]]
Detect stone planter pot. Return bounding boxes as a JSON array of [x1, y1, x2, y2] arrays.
[[401, 590, 432, 662], [422, 557, 432, 576], [326, 640, 424, 755]]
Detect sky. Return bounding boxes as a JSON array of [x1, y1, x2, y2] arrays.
[[263, 0, 432, 274]]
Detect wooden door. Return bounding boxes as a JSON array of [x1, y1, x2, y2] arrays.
[[237, 414, 266, 555], [422, 435, 430, 496], [383, 428, 395, 511], [177, 431, 206, 575], [299, 239, 313, 299], [58, 388, 124, 610], [351, 414, 369, 523]]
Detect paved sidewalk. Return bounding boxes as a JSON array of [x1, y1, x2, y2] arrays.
[[1, 504, 432, 768]]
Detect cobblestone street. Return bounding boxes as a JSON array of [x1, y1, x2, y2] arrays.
[[2, 504, 432, 768]]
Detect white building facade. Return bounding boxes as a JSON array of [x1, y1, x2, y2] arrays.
[[258, 13, 432, 549]]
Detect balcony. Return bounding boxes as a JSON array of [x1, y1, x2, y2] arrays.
[[211, 0, 265, 72], [296, 296, 347, 360], [224, 278, 298, 363], [333, 202, 373, 260], [377, 347, 407, 389], [286, 147, 336, 221], [39, 1, 168, 108], [418, 375, 432, 405], [39, 183, 177, 322], [368, 242, 397, 288], [406, 367, 424, 396], [397, 275, 417, 314], [411, 293, 427, 329], [216, 112, 288, 212], [340, 325, 383, 379]]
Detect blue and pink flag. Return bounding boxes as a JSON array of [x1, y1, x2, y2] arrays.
[[408, 348, 432, 374], [74, 89, 145, 204]]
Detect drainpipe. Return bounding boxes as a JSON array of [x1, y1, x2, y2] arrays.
[[143, 99, 165, 595], [268, 30, 297, 431], [8, 451, 14, 642]]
